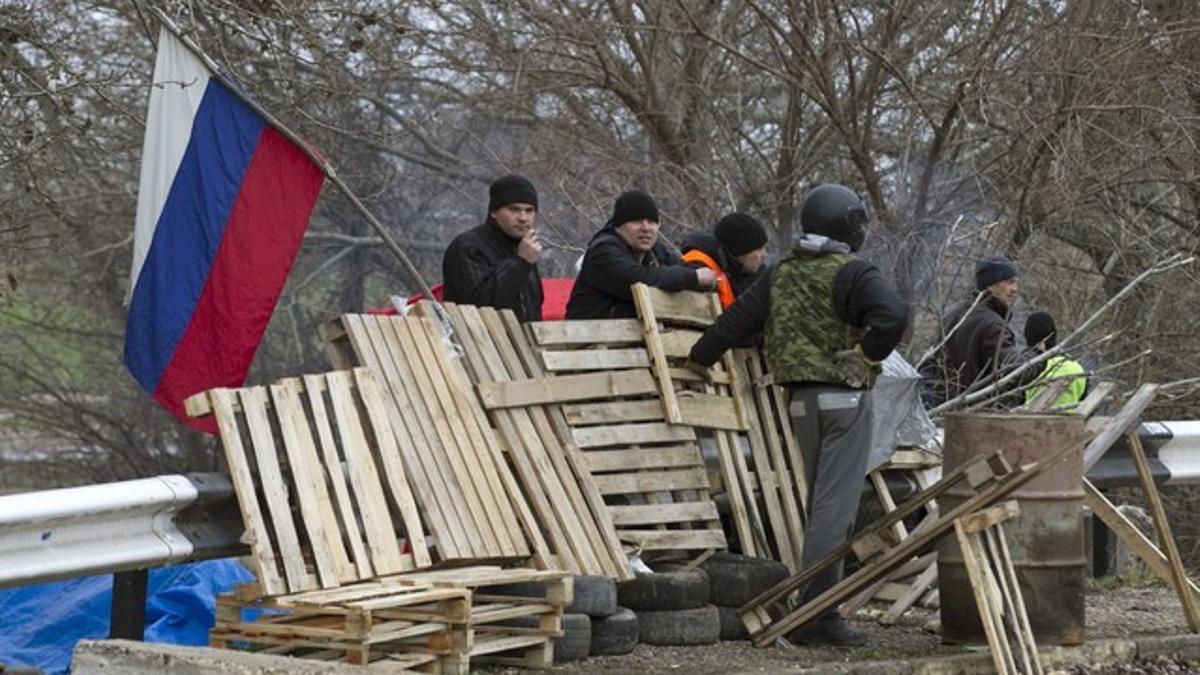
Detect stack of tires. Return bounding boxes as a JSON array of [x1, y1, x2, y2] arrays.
[[618, 561, 720, 646], [699, 553, 790, 641], [493, 575, 635, 662]]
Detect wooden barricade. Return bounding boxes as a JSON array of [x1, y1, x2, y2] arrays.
[[321, 314, 537, 566], [526, 310, 728, 555], [954, 501, 1044, 675], [427, 302, 633, 581], [185, 368, 431, 597]]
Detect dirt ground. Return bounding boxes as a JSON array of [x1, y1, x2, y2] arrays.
[[483, 581, 1198, 674]]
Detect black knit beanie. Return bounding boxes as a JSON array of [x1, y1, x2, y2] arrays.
[[610, 190, 659, 228], [487, 174, 538, 213], [1025, 311, 1057, 349], [975, 254, 1017, 291], [714, 212, 768, 257]]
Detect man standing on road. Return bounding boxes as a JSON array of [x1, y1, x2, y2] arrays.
[[566, 190, 716, 320], [442, 174, 544, 321], [686, 183, 908, 646]]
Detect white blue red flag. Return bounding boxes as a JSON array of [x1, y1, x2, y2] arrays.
[[124, 28, 324, 431]]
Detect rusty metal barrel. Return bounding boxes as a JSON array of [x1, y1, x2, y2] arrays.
[[938, 412, 1088, 645]]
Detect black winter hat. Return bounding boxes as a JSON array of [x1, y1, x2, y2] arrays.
[[1025, 311, 1057, 349], [488, 174, 538, 213], [610, 190, 659, 228], [714, 212, 768, 257], [975, 254, 1017, 291]]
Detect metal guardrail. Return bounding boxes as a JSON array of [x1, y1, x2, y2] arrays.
[[0, 472, 245, 590]]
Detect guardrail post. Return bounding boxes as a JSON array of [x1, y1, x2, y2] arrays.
[[109, 568, 148, 640]]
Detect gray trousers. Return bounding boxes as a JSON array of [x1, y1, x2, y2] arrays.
[[788, 385, 874, 611]]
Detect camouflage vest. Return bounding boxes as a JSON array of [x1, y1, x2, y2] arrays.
[[764, 249, 879, 388]]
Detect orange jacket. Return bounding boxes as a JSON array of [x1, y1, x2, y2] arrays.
[[681, 249, 734, 308]]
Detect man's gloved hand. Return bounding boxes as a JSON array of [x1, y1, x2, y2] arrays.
[[682, 358, 714, 383], [832, 345, 879, 388]]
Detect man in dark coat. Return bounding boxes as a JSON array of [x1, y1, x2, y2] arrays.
[[442, 175, 544, 321], [680, 212, 769, 309], [923, 255, 1032, 406], [686, 184, 908, 646], [565, 190, 715, 320]]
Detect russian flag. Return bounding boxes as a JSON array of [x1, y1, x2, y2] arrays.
[[124, 28, 324, 432]]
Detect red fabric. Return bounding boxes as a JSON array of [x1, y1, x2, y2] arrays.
[[373, 278, 574, 320], [154, 128, 324, 433]]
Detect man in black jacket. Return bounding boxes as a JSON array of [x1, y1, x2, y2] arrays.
[[442, 175, 544, 321], [922, 255, 1032, 406], [565, 190, 716, 320], [687, 184, 908, 647]]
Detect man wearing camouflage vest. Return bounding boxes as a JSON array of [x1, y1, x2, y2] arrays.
[[686, 184, 908, 647]]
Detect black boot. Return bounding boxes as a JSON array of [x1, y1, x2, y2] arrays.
[[786, 616, 868, 647]]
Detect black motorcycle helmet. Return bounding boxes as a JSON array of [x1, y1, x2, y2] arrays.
[[799, 184, 870, 251]]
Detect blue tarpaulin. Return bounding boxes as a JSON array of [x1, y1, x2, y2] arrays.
[[0, 559, 253, 674]]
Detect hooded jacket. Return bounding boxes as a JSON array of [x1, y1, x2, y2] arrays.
[[442, 219, 543, 321], [565, 225, 700, 320]]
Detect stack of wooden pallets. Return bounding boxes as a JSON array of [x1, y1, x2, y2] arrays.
[[187, 369, 569, 671], [522, 301, 729, 555]]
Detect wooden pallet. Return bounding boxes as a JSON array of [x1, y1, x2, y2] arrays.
[[526, 311, 727, 555], [186, 369, 431, 597], [739, 450, 1035, 646], [955, 501, 1045, 675], [424, 302, 633, 581], [322, 314, 536, 566], [211, 580, 471, 670]]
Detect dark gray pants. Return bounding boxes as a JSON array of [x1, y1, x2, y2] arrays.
[[788, 385, 874, 611]]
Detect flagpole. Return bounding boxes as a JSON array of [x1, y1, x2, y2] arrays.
[[146, 5, 442, 308]]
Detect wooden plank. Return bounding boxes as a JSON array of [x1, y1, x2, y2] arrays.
[[871, 470, 909, 543], [562, 399, 664, 426], [386, 316, 497, 558], [713, 428, 760, 557], [957, 500, 1021, 535], [477, 370, 657, 409], [956, 521, 1017, 675], [572, 422, 696, 449], [270, 380, 355, 587], [239, 387, 318, 593], [459, 305, 593, 568], [583, 446, 702, 473], [658, 330, 702, 360], [617, 529, 728, 550], [408, 316, 520, 556], [528, 319, 642, 346], [591, 467, 711, 494], [677, 392, 744, 431], [609, 501, 720, 526], [1082, 384, 1158, 471], [207, 389, 287, 596], [734, 359, 793, 568], [349, 314, 471, 559], [324, 369, 406, 575], [540, 348, 650, 372], [427, 306, 553, 568], [986, 525, 1044, 675], [635, 286, 718, 327], [1084, 480, 1200, 601], [352, 369, 431, 568], [496, 310, 633, 580], [302, 375, 373, 579], [1074, 381, 1115, 418], [880, 559, 939, 625], [738, 351, 803, 568], [1127, 430, 1200, 632], [667, 366, 732, 385], [632, 283, 683, 424]]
